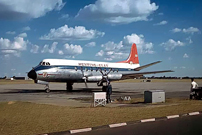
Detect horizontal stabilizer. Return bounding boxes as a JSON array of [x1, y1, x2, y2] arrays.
[[122, 70, 174, 80], [134, 61, 161, 71]]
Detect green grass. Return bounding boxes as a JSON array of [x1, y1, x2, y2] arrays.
[[1, 99, 202, 135], [0, 80, 33, 85], [115, 79, 202, 83]]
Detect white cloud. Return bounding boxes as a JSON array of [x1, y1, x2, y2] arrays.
[[62, 43, 83, 57], [85, 42, 96, 47], [40, 25, 105, 40], [101, 41, 123, 51], [160, 39, 184, 51], [0, 36, 28, 57], [171, 28, 181, 33], [76, 0, 159, 24], [171, 27, 200, 34], [96, 33, 154, 61], [6, 31, 16, 35], [41, 42, 58, 53], [183, 53, 189, 58], [96, 50, 104, 57], [154, 20, 167, 25], [58, 50, 64, 55], [30, 45, 39, 53], [182, 27, 200, 34], [122, 34, 154, 54], [18, 33, 27, 38], [60, 14, 69, 19], [0, 0, 65, 20], [186, 37, 193, 44], [22, 26, 31, 31]]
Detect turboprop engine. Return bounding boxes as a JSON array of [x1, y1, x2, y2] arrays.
[[34, 80, 49, 85], [87, 74, 122, 82]]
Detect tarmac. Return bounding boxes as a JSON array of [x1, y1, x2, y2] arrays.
[[0, 81, 201, 107]]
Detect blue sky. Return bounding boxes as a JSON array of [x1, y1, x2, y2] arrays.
[[0, 0, 202, 77]]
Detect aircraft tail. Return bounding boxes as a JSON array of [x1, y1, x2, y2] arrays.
[[118, 43, 139, 64]]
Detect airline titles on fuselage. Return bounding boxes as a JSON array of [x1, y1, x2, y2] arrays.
[[78, 63, 108, 67]]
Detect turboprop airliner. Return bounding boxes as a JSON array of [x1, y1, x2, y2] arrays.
[[28, 43, 172, 93]]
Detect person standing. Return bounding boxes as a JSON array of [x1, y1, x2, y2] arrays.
[[106, 82, 112, 103], [190, 78, 198, 99], [191, 78, 198, 91]]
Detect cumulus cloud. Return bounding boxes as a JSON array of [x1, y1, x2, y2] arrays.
[[171, 27, 200, 34], [22, 26, 31, 31], [186, 37, 193, 44], [58, 50, 64, 55], [96, 50, 104, 57], [85, 42, 96, 47], [40, 25, 105, 40], [60, 14, 69, 19], [30, 45, 39, 53], [6, 31, 16, 35], [96, 33, 154, 61], [171, 28, 181, 33], [0, 0, 65, 20], [76, 0, 158, 24], [41, 42, 58, 53], [160, 39, 184, 51], [154, 20, 167, 25], [18, 33, 27, 38], [62, 43, 83, 57], [182, 27, 200, 34], [0, 36, 28, 57], [183, 53, 189, 58]]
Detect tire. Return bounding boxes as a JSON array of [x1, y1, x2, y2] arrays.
[[66, 85, 73, 91], [45, 88, 50, 93]]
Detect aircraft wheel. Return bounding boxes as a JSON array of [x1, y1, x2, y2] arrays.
[[45, 88, 50, 93], [66, 84, 73, 91]]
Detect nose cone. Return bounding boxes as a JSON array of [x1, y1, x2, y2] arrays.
[[28, 70, 37, 80]]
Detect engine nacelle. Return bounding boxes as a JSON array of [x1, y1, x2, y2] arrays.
[[107, 74, 122, 80], [34, 80, 49, 85], [87, 74, 122, 82], [87, 76, 102, 82]]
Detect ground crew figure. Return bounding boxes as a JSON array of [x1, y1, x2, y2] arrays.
[[106, 82, 112, 103], [190, 78, 198, 99]]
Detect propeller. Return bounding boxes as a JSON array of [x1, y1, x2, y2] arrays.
[[98, 68, 112, 84], [81, 67, 88, 88]]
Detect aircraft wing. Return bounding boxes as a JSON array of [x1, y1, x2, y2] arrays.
[[134, 61, 161, 71], [121, 70, 174, 80]]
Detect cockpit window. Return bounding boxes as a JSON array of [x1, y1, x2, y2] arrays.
[[46, 62, 50, 66], [42, 62, 45, 65]]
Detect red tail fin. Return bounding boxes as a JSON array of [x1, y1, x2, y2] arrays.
[[118, 43, 139, 64]]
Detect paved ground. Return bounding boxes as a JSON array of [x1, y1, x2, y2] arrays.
[[0, 81, 201, 107], [74, 114, 202, 135]]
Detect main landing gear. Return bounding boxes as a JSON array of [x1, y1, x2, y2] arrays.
[[66, 82, 73, 91], [45, 84, 50, 93]]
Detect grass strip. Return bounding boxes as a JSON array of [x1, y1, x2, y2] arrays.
[[0, 99, 202, 135]]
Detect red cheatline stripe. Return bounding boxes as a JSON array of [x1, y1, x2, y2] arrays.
[[38, 74, 57, 75]]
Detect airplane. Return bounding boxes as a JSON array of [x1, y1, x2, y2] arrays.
[[28, 43, 173, 93]]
